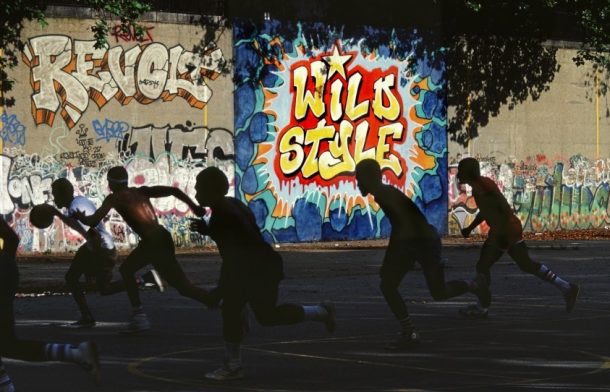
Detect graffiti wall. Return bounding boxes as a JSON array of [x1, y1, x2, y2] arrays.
[[448, 154, 610, 235], [234, 20, 447, 242], [1, 13, 234, 253]]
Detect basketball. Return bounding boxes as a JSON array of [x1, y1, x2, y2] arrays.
[[30, 204, 56, 229]]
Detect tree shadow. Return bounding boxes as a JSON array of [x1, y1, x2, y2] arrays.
[[446, 36, 559, 146]]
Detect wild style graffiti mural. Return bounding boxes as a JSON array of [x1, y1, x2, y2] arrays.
[[234, 20, 448, 242], [448, 154, 610, 235]]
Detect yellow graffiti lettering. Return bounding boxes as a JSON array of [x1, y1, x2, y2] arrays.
[[279, 126, 305, 175], [330, 79, 343, 122], [376, 123, 404, 175], [353, 121, 376, 163], [302, 120, 335, 178], [293, 61, 326, 120], [319, 120, 355, 180], [373, 74, 400, 121], [346, 72, 369, 121]]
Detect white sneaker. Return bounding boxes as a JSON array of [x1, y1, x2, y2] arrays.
[[121, 312, 151, 334], [205, 365, 244, 381], [77, 341, 101, 385]]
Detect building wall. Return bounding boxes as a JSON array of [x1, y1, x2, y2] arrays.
[[448, 47, 610, 235], [1, 11, 234, 252]]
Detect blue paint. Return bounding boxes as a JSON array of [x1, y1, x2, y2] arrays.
[[235, 83, 256, 130], [234, 44, 263, 84], [248, 112, 270, 143], [234, 131, 253, 171], [241, 166, 259, 194], [248, 198, 269, 229], [293, 198, 322, 241]]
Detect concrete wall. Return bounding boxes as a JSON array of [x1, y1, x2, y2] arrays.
[[448, 46, 610, 235], [1, 10, 234, 252]]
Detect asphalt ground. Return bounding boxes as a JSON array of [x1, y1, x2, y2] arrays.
[[4, 239, 610, 391]]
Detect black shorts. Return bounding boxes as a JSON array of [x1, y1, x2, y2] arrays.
[[381, 233, 441, 280]]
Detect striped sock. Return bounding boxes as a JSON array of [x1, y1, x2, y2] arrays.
[[399, 316, 415, 335], [538, 265, 570, 294], [44, 343, 82, 363]]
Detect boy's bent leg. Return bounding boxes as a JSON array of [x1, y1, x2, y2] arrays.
[[508, 241, 579, 312], [156, 259, 213, 307], [119, 245, 151, 308], [248, 279, 306, 327], [96, 248, 125, 296], [65, 246, 95, 324]]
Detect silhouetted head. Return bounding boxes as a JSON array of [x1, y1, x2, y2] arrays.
[[51, 178, 74, 208], [457, 157, 481, 184], [195, 167, 229, 207], [107, 166, 129, 191], [355, 159, 382, 196]]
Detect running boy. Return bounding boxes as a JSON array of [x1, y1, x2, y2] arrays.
[[457, 157, 580, 318], [189, 167, 336, 381], [74, 166, 212, 333], [0, 217, 99, 391], [50, 178, 163, 328], [355, 159, 490, 348]]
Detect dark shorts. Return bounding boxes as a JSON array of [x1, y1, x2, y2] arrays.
[[487, 216, 523, 250], [381, 232, 442, 280], [73, 245, 117, 280]]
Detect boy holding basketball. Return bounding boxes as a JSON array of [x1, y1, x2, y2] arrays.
[[0, 217, 100, 390], [44, 179, 163, 328], [74, 166, 212, 333], [189, 167, 335, 380]]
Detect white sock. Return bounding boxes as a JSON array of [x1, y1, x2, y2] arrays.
[[224, 341, 241, 370], [302, 305, 327, 321]]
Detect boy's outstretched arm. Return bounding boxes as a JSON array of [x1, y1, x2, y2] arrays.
[[0, 217, 19, 258], [142, 186, 205, 216], [461, 213, 485, 238]]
